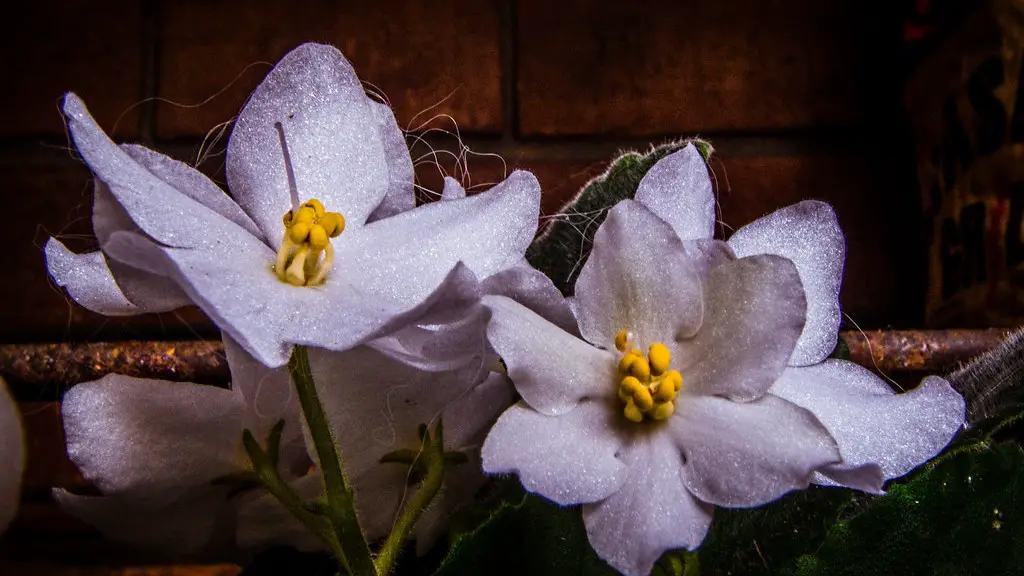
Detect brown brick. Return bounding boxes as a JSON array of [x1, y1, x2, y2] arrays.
[[157, 0, 501, 138], [0, 1, 142, 138], [517, 0, 874, 135], [1, 166, 214, 343]]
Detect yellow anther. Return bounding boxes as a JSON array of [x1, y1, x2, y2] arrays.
[[320, 212, 345, 237], [290, 221, 311, 244], [631, 349, 643, 357], [623, 399, 644, 423], [649, 343, 671, 376], [665, 370, 683, 393], [309, 224, 329, 249], [653, 379, 677, 403], [618, 354, 637, 374], [633, 387, 654, 411], [629, 358, 651, 382], [614, 330, 630, 352], [295, 207, 316, 224], [304, 198, 325, 218], [651, 401, 675, 421], [620, 376, 643, 396]]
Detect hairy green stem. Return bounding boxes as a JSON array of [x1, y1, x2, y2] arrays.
[[289, 345, 376, 576], [373, 427, 447, 575]]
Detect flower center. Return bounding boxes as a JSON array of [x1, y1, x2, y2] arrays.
[[274, 198, 345, 286], [614, 329, 683, 423]]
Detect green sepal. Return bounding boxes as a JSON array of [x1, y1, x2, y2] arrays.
[[525, 139, 713, 294]]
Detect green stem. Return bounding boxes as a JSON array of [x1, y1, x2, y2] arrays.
[[289, 345, 376, 576], [373, 428, 446, 576]]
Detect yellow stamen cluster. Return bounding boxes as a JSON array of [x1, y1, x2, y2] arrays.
[[615, 330, 683, 423], [275, 198, 345, 286]]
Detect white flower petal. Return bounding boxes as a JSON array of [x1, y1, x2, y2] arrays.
[[573, 200, 703, 350], [63, 94, 264, 252], [814, 463, 886, 494], [482, 261, 580, 335], [308, 345, 480, 479], [45, 239, 139, 316], [443, 372, 516, 450], [482, 401, 627, 505], [583, 433, 713, 576], [684, 238, 735, 279], [365, 100, 416, 222], [122, 144, 264, 241], [223, 334, 308, 478], [483, 295, 616, 415], [62, 375, 245, 499], [677, 254, 806, 401], [0, 380, 24, 533], [413, 450, 488, 555], [350, 462, 409, 541], [55, 488, 232, 556], [671, 394, 840, 507], [633, 144, 715, 241], [441, 176, 467, 200], [344, 170, 540, 300], [227, 43, 388, 241], [236, 473, 325, 553], [727, 201, 845, 366], [770, 361, 965, 481]]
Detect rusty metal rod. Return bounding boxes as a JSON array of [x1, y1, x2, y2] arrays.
[[0, 330, 1012, 394]]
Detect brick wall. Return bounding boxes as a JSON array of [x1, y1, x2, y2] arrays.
[[0, 0, 922, 571]]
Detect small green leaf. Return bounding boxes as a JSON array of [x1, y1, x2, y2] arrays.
[[795, 442, 1024, 575], [828, 337, 851, 361], [526, 139, 712, 294]]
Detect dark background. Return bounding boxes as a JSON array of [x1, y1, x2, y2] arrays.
[[0, 1, 951, 573]]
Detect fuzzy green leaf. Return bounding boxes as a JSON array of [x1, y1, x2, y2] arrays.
[[526, 139, 712, 294]]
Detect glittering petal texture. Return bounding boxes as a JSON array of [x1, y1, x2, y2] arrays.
[[62, 374, 245, 500], [633, 144, 715, 241], [365, 100, 416, 222], [683, 238, 736, 279], [727, 201, 845, 366], [122, 144, 264, 241], [483, 295, 617, 415], [670, 394, 840, 507], [0, 380, 24, 533], [343, 170, 540, 299], [676, 255, 806, 402], [482, 260, 580, 335], [64, 94, 265, 252], [572, 200, 703, 349], [582, 433, 714, 576], [373, 303, 492, 373], [482, 400, 627, 505], [227, 43, 388, 242], [45, 239, 139, 316], [441, 176, 467, 200], [235, 473, 325, 553], [307, 345, 480, 480], [770, 361, 965, 482], [54, 488, 233, 556], [223, 334, 310, 478]]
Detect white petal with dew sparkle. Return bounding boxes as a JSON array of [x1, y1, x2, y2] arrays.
[[344, 170, 540, 301], [683, 238, 735, 279], [483, 295, 617, 415], [671, 394, 840, 507], [482, 260, 580, 335], [728, 201, 845, 366], [236, 473, 325, 554], [583, 433, 714, 576], [54, 488, 231, 556], [0, 379, 24, 533], [64, 94, 265, 252], [123, 144, 264, 241], [572, 200, 703, 349], [770, 360, 965, 482], [441, 176, 467, 200], [227, 43, 388, 241], [482, 400, 627, 505], [365, 99, 416, 222], [62, 375, 245, 500], [45, 240, 139, 316], [633, 144, 716, 241], [676, 254, 806, 401]]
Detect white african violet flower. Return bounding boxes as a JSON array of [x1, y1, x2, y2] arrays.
[[0, 378, 25, 533], [237, 344, 514, 555], [55, 335, 312, 556], [45, 43, 540, 368], [480, 145, 966, 576]]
